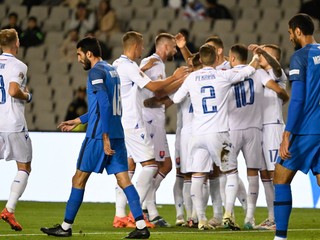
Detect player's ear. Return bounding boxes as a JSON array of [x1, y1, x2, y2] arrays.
[[217, 48, 223, 56]]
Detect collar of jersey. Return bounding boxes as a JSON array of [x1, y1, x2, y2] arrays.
[[1, 53, 14, 57], [202, 66, 214, 70], [120, 54, 133, 63], [151, 53, 163, 63], [233, 64, 246, 69]]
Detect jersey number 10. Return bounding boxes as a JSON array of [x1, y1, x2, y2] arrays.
[[233, 78, 254, 108]]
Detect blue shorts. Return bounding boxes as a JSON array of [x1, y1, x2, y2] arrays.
[[77, 137, 128, 174], [277, 134, 320, 174]]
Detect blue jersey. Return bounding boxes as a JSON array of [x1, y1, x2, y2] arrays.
[[84, 61, 124, 139], [289, 44, 320, 135]]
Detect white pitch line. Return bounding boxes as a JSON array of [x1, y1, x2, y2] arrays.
[[1, 228, 320, 237]]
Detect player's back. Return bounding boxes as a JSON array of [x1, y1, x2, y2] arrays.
[[228, 66, 270, 131], [140, 54, 166, 123], [113, 55, 149, 129], [186, 67, 232, 135], [86, 61, 124, 139], [0, 53, 28, 132], [263, 68, 287, 125], [289, 44, 320, 134]]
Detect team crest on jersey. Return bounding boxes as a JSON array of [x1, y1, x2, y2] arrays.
[[159, 151, 165, 159], [19, 72, 24, 80]]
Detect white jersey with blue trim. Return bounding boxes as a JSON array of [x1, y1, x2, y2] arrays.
[[173, 65, 255, 135], [113, 55, 151, 129], [140, 53, 166, 123], [215, 60, 231, 71], [228, 65, 271, 131], [0, 53, 28, 132], [263, 68, 287, 125]]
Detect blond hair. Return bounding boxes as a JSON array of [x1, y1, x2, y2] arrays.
[[122, 31, 143, 50], [0, 28, 18, 50]]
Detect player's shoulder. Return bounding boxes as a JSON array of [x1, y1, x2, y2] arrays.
[[10, 57, 27, 70]]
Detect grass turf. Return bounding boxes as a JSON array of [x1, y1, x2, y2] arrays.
[[0, 201, 319, 239]]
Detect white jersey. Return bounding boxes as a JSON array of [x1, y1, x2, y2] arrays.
[[228, 66, 271, 131], [140, 53, 166, 123], [0, 53, 28, 132], [263, 68, 287, 125], [113, 55, 151, 129], [215, 60, 231, 71], [173, 66, 255, 135]]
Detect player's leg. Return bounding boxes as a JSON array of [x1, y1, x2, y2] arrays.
[[273, 163, 296, 240], [1, 132, 32, 231], [173, 167, 185, 226], [208, 165, 223, 228]]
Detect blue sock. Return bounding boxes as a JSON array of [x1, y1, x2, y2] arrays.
[[123, 185, 143, 221], [274, 184, 292, 238], [64, 188, 85, 224]]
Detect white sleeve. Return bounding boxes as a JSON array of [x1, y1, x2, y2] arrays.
[[175, 104, 182, 159], [172, 78, 189, 104], [120, 63, 151, 89], [11, 62, 26, 85], [222, 66, 256, 84], [257, 69, 273, 86]]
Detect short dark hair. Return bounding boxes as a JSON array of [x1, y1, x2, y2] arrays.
[[8, 12, 18, 19], [28, 16, 37, 22], [230, 44, 248, 62], [199, 44, 216, 65], [76, 37, 102, 57], [263, 44, 281, 61], [289, 13, 314, 35], [205, 35, 224, 49], [191, 52, 202, 69], [155, 33, 175, 46]]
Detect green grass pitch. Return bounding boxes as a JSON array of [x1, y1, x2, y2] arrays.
[[0, 201, 319, 239]]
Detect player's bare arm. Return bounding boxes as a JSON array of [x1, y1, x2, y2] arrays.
[[102, 133, 115, 156], [279, 131, 291, 160], [8, 82, 32, 102], [57, 117, 81, 132], [140, 58, 159, 72], [175, 33, 192, 62], [265, 80, 289, 104], [144, 96, 173, 108]]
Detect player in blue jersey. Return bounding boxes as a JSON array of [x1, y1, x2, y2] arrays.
[[273, 13, 320, 240], [40, 37, 150, 239]]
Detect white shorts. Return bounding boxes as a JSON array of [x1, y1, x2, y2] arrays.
[[187, 132, 237, 173], [124, 127, 155, 163], [180, 131, 191, 174], [261, 124, 284, 171], [0, 131, 32, 163], [230, 128, 263, 170], [145, 120, 170, 162]]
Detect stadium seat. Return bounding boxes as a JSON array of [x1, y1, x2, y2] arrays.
[[44, 32, 64, 47], [27, 60, 48, 75], [282, 7, 299, 22], [213, 19, 234, 33], [259, 33, 280, 45], [169, 20, 190, 35], [134, 7, 155, 21], [241, 8, 261, 21], [28, 6, 49, 23], [237, 33, 259, 46], [222, 0, 237, 9], [234, 19, 255, 33], [156, 7, 176, 21], [131, 0, 151, 8], [148, 19, 169, 39], [262, 7, 283, 21], [42, 19, 64, 32], [46, 45, 63, 61], [237, 0, 257, 8], [128, 19, 148, 33], [48, 61, 70, 76], [7, 5, 27, 21], [190, 20, 213, 35], [24, 46, 46, 62], [216, 32, 236, 49], [33, 111, 57, 131], [258, 0, 280, 8], [0, 4, 7, 21], [256, 19, 277, 35]]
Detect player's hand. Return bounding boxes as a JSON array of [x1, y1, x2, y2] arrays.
[[279, 131, 291, 160], [175, 33, 186, 49], [140, 58, 159, 72], [248, 44, 264, 55], [103, 133, 115, 156], [173, 66, 191, 80], [57, 118, 81, 132]]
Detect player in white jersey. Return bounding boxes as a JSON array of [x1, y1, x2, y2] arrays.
[[248, 44, 289, 230], [0, 28, 32, 231], [112, 31, 189, 228], [173, 44, 260, 230], [204, 36, 248, 227], [138, 33, 178, 227], [227, 44, 289, 230]]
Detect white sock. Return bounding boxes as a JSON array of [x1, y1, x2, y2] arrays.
[[274, 236, 287, 240], [115, 184, 127, 217], [262, 179, 274, 221], [202, 180, 209, 211], [154, 172, 165, 190], [245, 175, 259, 223], [191, 176, 206, 221], [209, 178, 223, 221], [237, 176, 247, 214], [136, 219, 146, 229], [136, 164, 158, 203], [224, 172, 239, 216], [183, 180, 192, 220], [61, 221, 72, 230], [145, 178, 158, 220], [219, 174, 227, 207], [6, 170, 29, 213], [173, 175, 184, 218]]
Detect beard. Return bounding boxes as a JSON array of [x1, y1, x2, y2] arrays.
[[292, 36, 302, 51], [167, 54, 174, 62], [83, 57, 91, 71]]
